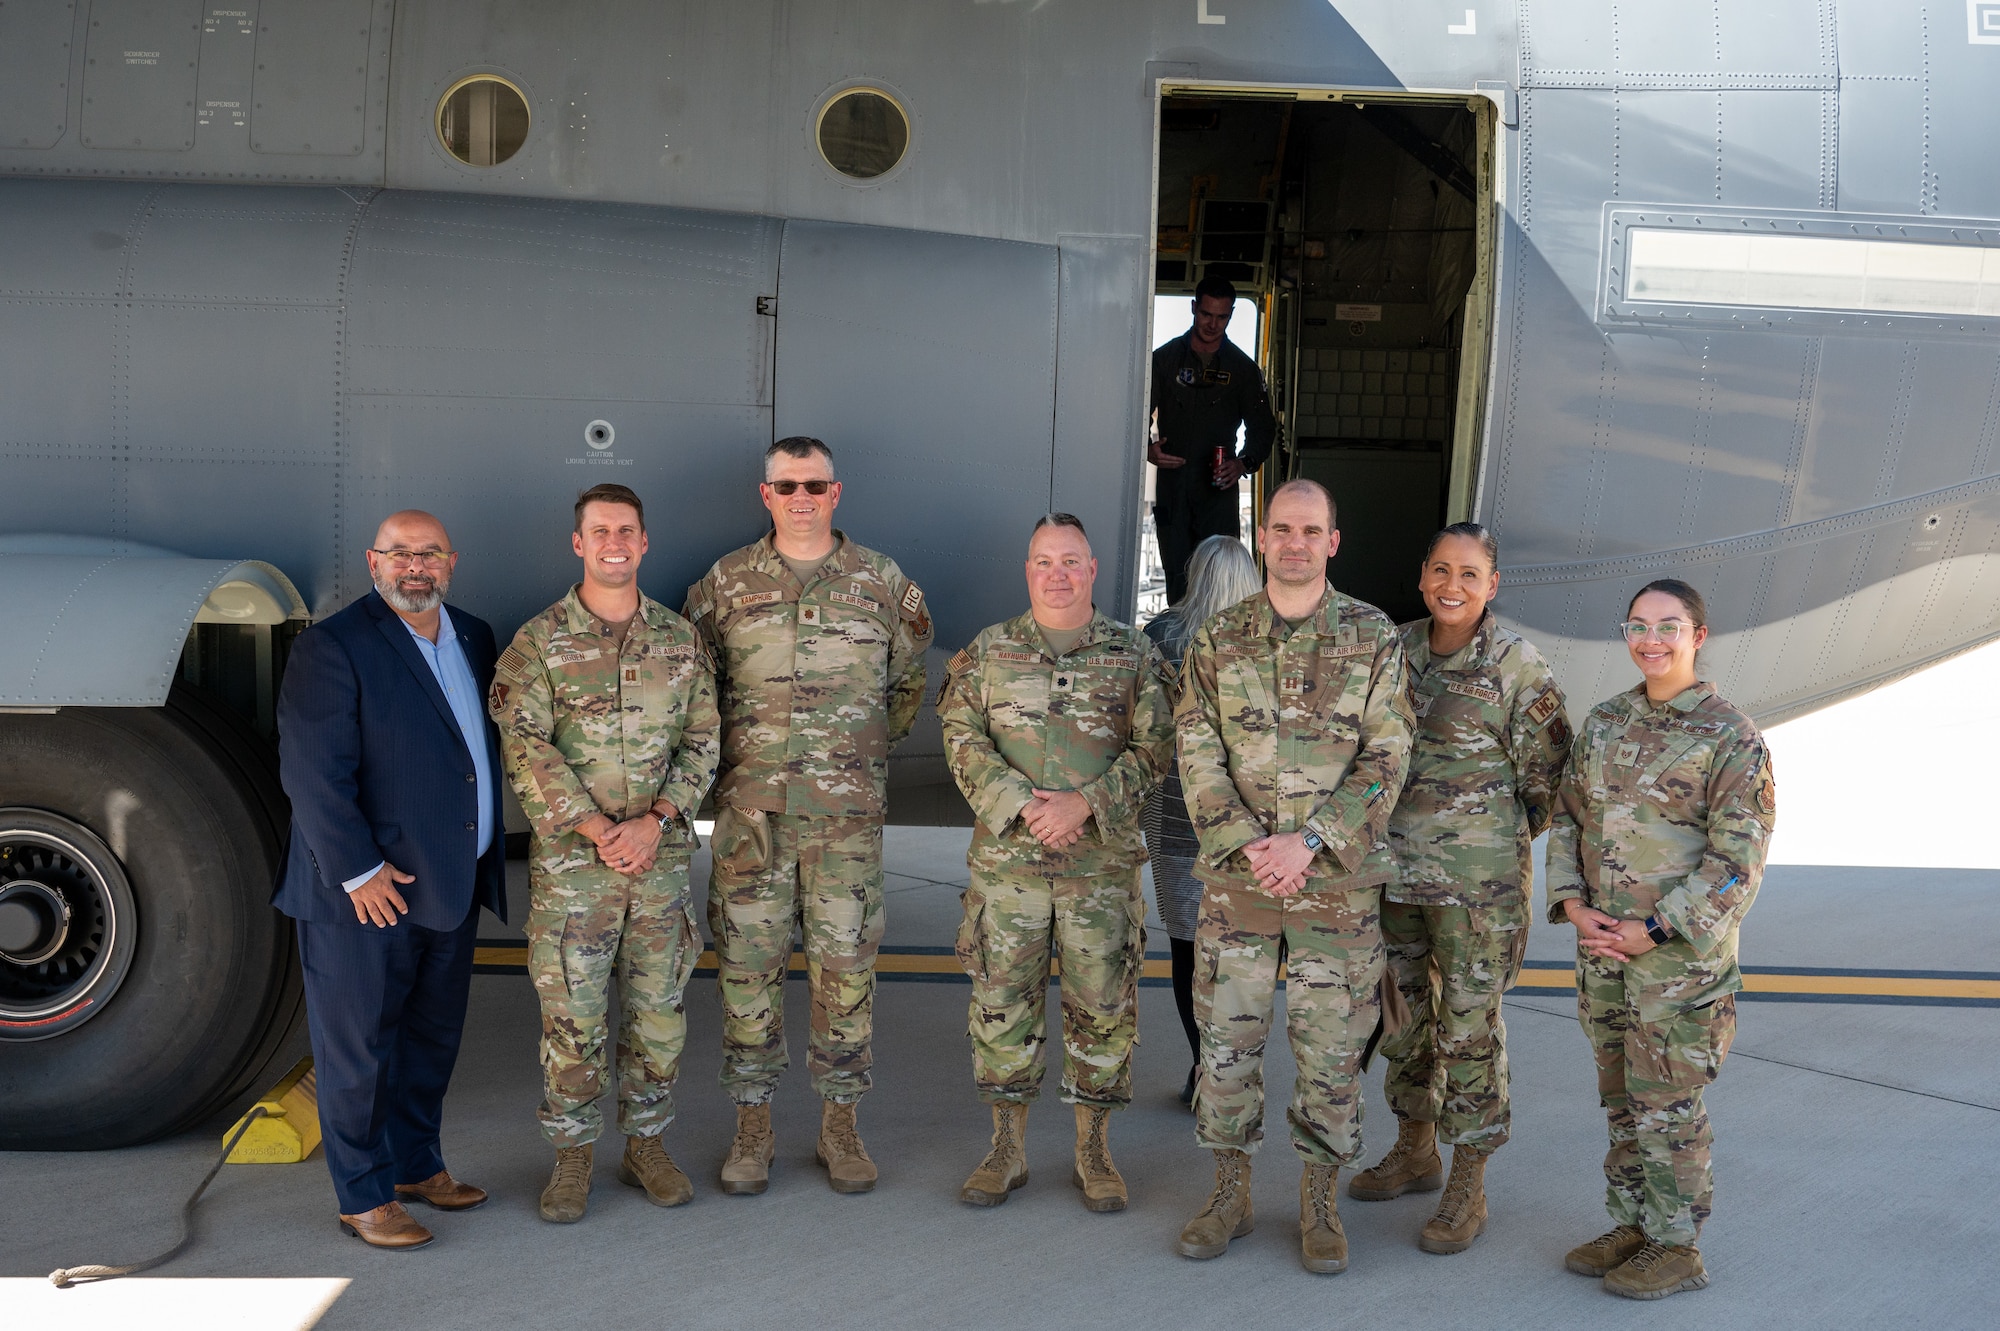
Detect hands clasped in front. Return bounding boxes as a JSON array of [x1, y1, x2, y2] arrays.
[[1561, 898, 1658, 961], [579, 807, 676, 877], [1244, 831, 1314, 897], [1022, 789, 1091, 849]]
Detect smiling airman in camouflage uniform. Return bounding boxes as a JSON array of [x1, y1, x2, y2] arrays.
[[1548, 677, 1774, 1298], [937, 520, 1175, 1212], [1350, 609, 1568, 1253], [1174, 504, 1415, 1273], [491, 582, 719, 1219], [685, 506, 930, 1195]]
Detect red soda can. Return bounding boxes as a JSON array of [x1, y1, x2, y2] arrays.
[[1213, 445, 1229, 488]]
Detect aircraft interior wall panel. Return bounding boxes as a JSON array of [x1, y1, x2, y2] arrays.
[[773, 221, 1058, 656], [0, 1, 76, 150], [79, 0, 203, 154], [1050, 235, 1150, 620], [247, 0, 380, 158]]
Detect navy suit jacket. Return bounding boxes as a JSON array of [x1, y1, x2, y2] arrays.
[[274, 590, 508, 930]]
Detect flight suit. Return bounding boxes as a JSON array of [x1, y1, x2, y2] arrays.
[[684, 531, 931, 1105], [1150, 331, 1276, 605], [1546, 681, 1775, 1247], [1175, 586, 1414, 1166], [1381, 613, 1570, 1153], [937, 609, 1176, 1107], [489, 587, 720, 1147]]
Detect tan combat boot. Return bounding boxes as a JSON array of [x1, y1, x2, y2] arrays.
[[1604, 1240, 1709, 1299], [1347, 1118, 1442, 1200], [1418, 1146, 1490, 1254], [1564, 1224, 1648, 1276], [1071, 1105, 1127, 1212], [719, 1103, 775, 1196], [960, 1102, 1030, 1206], [1299, 1162, 1348, 1274], [538, 1144, 593, 1224], [618, 1132, 694, 1207], [816, 1099, 878, 1194], [1175, 1148, 1254, 1259]]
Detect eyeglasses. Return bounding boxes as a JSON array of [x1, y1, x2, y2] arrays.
[[1618, 620, 1688, 643], [372, 548, 455, 567], [766, 479, 833, 495]]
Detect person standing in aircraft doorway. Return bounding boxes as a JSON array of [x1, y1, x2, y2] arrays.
[[935, 513, 1176, 1213], [1547, 579, 1776, 1301], [684, 437, 932, 1197], [1351, 523, 1570, 1255], [1148, 275, 1277, 607]]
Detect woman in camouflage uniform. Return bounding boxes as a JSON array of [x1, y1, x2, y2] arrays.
[[1351, 523, 1569, 1255], [1141, 535, 1261, 1107], [1548, 579, 1776, 1301]]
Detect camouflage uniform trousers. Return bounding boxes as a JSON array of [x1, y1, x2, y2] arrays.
[[955, 866, 1145, 1109], [526, 851, 701, 1148], [1578, 947, 1738, 1247], [707, 806, 884, 1105], [1378, 901, 1528, 1152], [1194, 884, 1383, 1166]]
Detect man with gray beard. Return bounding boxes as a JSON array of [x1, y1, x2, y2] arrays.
[[274, 510, 509, 1250]]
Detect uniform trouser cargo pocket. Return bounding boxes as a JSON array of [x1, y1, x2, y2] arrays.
[[710, 805, 772, 882]]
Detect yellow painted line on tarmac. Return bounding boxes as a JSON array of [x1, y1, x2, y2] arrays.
[[473, 946, 2000, 1002]]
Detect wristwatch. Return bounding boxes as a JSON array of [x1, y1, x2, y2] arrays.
[[653, 807, 673, 832], [1301, 830, 1324, 854], [1643, 915, 1672, 946]]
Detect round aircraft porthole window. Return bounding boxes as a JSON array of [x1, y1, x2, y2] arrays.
[[436, 75, 531, 167], [816, 88, 910, 180]]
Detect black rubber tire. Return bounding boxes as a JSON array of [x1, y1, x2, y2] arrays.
[[0, 692, 299, 1149]]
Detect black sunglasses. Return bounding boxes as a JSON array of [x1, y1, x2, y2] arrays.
[[767, 479, 833, 495]]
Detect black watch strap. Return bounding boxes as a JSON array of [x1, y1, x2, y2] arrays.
[[1644, 915, 1672, 946]]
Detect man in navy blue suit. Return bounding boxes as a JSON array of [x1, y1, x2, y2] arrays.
[[275, 509, 508, 1251]]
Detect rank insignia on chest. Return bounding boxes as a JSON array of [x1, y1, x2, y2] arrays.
[[1614, 741, 1641, 766], [1280, 673, 1305, 695], [623, 666, 639, 684], [800, 604, 821, 625], [1053, 673, 1075, 691]]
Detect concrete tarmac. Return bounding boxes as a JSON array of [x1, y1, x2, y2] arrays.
[[4, 829, 1996, 1330]]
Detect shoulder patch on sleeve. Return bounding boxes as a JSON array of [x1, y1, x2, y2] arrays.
[[949, 648, 975, 675], [899, 582, 925, 619], [1524, 688, 1564, 730], [497, 643, 535, 682], [1547, 715, 1571, 750]]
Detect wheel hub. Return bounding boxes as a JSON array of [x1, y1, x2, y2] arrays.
[[0, 879, 70, 964], [0, 818, 134, 1038]]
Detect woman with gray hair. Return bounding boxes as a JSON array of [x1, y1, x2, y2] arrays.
[[1142, 534, 1262, 1106]]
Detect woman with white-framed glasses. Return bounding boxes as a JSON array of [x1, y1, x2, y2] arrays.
[[1545, 578, 1777, 1301]]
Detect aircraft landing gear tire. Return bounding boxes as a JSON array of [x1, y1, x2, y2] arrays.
[[0, 690, 301, 1149]]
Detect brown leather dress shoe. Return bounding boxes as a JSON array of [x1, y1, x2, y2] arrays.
[[395, 1169, 489, 1211], [338, 1200, 434, 1250]]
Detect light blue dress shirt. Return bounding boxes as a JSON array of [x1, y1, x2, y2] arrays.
[[342, 605, 496, 892]]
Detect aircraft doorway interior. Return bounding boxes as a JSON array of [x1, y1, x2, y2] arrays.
[[1149, 89, 1495, 624]]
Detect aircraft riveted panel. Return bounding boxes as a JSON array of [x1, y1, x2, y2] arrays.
[[0, 2, 75, 151], [341, 193, 781, 633], [249, 0, 377, 158], [773, 220, 1059, 656], [79, 0, 203, 153]]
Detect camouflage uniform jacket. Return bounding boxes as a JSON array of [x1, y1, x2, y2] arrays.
[[489, 586, 720, 850], [684, 530, 931, 819], [1546, 681, 1776, 1017], [1388, 612, 1571, 916], [937, 608, 1176, 878], [1176, 585, 1415, 893]]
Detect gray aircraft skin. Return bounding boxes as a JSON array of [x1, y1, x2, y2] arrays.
[[1, 2, 1994, 1147]]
